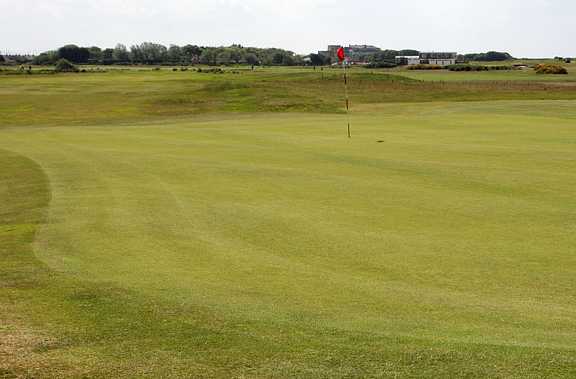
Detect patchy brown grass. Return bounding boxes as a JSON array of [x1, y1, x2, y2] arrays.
[[0, 309, 71, 379]]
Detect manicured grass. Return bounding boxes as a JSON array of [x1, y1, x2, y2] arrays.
[[1, 69, 576, 377]]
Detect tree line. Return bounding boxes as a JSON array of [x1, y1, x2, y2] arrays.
[[1, 45, 519, 67], [31, 43, 301, 66], [460, 51, 514, 61]]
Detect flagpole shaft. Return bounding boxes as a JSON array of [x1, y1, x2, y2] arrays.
[[344, 61, 351, 138]]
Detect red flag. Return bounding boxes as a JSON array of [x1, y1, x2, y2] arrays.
[[337, 47, 345, 62]]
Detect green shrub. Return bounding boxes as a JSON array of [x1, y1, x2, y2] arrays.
[[488, 65, 514, 71], [534, 64, 568, 75], [447, 64, 487, 72], [406, 64, 443, 70], [446, 64, 514, 72], [197, 68, 224, 74], [365, 62, 397, 69], [54, 59, 79, 73]]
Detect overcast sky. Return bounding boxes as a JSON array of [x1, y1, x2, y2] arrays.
[[1, 0, 574, 57]]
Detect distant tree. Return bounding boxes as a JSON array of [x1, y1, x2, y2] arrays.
[[33, 51, 59, 65], [260, 53, 273, 66], [112, 44, 130, 63], [309, 54, 324, 66], [141, 42, 168, 64], [13, 55, 33, 64], [182, 45, 202, 63], [58, 44, 90, 63], [373, 50, 399, 63], [398, 49, 419, 56], [130, 45, 142, 63], [272, 52, 284, 65], [101, 48, 115, 64], [269, 50, 295, 66], [292, 55, 304, 66], [31, 42, 308, 67], [0, 55, 5, 63], [244, 53, 259, 65], [200, 48, 218, 65], [54, 58, 79, 72], [229, 47, 243, 64], [216, 50, 232, 65], [167, 45, 182, 64], [87, 46, 102, 63], [485, 51, 512, 61], [465, 51, 513, 61], [129, 43, 167, 64]]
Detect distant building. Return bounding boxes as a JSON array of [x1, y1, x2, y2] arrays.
[[419, 52, 457, 66], [1, 54, 36, 64], [323, 45, 341, 62], [395, 56, 420, 66], [395, 52, 457, 66], [319, 44, 381, 64], [320, 45, 458, 66]]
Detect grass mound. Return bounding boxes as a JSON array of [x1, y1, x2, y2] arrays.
[[54, 58, 79, 73], [2, 69, 576, 127]]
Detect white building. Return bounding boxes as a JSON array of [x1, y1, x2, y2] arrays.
[[419, 52, 457, 66], [395, 52, 458, 67]]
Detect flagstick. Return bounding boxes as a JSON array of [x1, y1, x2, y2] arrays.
[[343, 60, 351, 138]]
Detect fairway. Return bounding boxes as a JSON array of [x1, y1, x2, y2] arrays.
[[1, 70, 576, 378]]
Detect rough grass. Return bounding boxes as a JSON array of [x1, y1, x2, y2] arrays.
[[1, 69, 576, 377], [394, 64, 576, 82], [2, 69, 576, 127]]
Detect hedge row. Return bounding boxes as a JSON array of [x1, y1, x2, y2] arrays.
[[446, 64, 514, 72], [406, 64, 443, 70]]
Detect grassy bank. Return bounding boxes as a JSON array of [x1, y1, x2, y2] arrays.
[[2, 68, 576, 127]]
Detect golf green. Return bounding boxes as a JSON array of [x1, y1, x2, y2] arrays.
[[1, 96, 575, 377]]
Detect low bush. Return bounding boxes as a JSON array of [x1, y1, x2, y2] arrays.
[[447, 64, 487, 72], [197, 68, 225, 74], [365, 62, 397, 69], [447, 64, 514, 72], [406, 64, 443, 70], [534, 64, 568, 75], [488, 65, 514, 71]]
